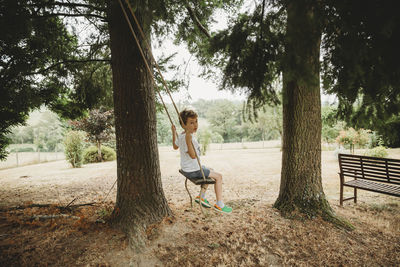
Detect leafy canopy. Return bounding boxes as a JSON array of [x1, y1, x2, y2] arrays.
[[186, 0, 400, 142], [0, 0, 111, 159]]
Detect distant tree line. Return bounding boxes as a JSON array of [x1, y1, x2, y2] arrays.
[[8, 99, 397, 152], [156, 99, 283, 145], [7, 110, 65, 152]]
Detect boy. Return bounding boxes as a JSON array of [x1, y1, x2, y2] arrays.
[[172, 109, 232, 214]]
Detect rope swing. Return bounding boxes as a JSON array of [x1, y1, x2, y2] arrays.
[[117, 0, 215, 212]]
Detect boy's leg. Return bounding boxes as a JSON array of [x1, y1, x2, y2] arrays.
[[200, 166, 210, 197], [209, 171, 222, 202], [209, 171, 232, 213], [195, 184, 211, 208]]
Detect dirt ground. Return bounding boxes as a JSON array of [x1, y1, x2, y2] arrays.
[[0, 145, 399, 266]]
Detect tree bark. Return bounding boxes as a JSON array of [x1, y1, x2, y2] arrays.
[[107, 0, 172, 248], [274, 2, 333, 218]]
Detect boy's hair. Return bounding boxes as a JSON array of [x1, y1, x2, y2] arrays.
[[179, 109, 197, 127]]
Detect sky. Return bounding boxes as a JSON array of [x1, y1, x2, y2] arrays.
[[153, 40, 246, 104], [152, 40, 336, 105], [151, 7, 249, 104]]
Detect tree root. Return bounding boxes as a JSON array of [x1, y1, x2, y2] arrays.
[[274, 197, 354, 231]]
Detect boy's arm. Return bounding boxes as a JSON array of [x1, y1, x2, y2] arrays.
[[172, 125, 179, 150], [185, 133, 197, 159]]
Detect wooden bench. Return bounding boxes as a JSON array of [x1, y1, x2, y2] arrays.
[[338, 153, 400, 206]]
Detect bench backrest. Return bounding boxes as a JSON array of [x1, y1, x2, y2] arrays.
[[338, 153, 400, 185]]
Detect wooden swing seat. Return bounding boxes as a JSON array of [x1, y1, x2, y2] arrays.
[[179, 169, 216, 185]]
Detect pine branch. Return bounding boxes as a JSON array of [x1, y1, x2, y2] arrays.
[[28, 59, 111, 75], [259, 0, 266, 40], [32, 13, 106, 20], [185, 2, 211, 38], [64, 0, 106, 32], [28, 2, 106, 13]]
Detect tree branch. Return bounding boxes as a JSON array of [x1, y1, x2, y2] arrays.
[[64, 0, 106, 32], [53, 1, 106, 12], [259, 0, 266, 40], [28, 59, 111, 75], [32, 13, 106, 20], [29, 2, 106, 13], [185, 2, 211, 38]]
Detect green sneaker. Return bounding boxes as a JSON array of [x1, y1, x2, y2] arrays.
[[195, 196, 211, 208], [213, 204, 232, 214]]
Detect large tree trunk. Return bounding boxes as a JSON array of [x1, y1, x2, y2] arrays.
[[107, 0, 172, 248], [274, 2, 333, 218]]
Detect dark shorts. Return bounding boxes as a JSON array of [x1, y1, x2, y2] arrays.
[[181, 165, 211, 179]]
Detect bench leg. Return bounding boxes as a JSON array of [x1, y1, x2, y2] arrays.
[[339, 174, 344, 206], [354, 187, 357, 204], [340, 185, 343, 206]]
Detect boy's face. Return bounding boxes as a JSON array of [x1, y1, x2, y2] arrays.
[[184, 116, 198, 133]]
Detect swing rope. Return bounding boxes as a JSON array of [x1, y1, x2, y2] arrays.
[[117, 0, 211, 211]]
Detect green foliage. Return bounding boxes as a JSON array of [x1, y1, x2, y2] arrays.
[[71, 108, 114, 144], [363, 146, 388, 158], [155, 99, 283, 146], [207, 9, 284, 108], [375, 116, 400, 148], [71, 108, 114, 160], [63, 131, 85, 168], [10, 147, 35, 152], [153, 53, 186, 101], [7, 110, 65, 152], [157, 111, 173, 145], [8, 125, 34, 144], [197, 128, 212, 155], [357, 129, 371, 148], [0, 134, 11, 160], [367, 131, 382, 149], [185, 0, 400, 150], [211, 132, 224, 143], [322, 1, 400, 126], [321, 106, 344, 144], [0, 0, 112, 159], [206, 100, 242, 142], [246, 104, 282, 141], [83, 145, 116, 164]]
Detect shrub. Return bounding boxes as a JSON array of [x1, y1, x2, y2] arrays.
[[363, 146, 388, 158], [63, 131, 85, 168], [83, 145, 116, 164], [336, 128, 372, 154], [198, 128, 212, 155], [367, 131, 382, 148]]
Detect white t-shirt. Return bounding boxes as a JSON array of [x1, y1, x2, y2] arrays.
[[175, 133, 201, 172]]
